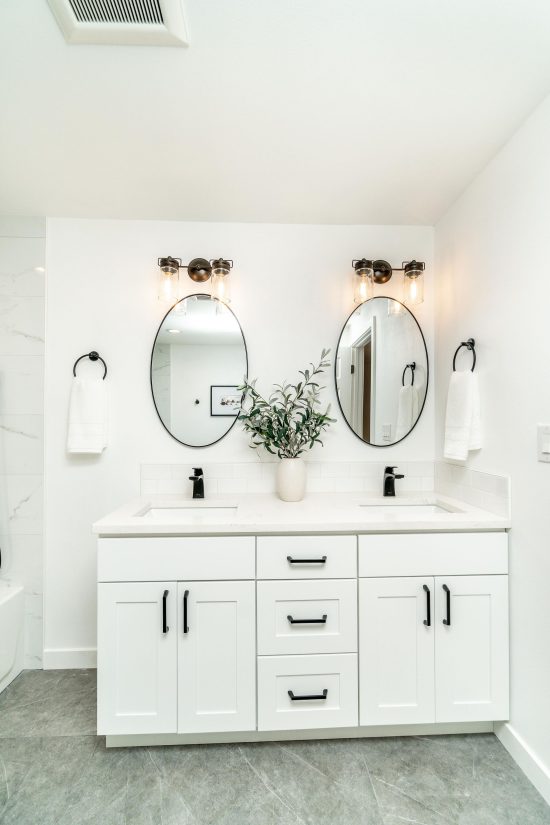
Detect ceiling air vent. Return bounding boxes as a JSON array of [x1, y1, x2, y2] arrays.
[[47, 0, 188, 46]]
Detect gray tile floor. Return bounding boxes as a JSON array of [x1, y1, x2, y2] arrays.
[[0, 670, 549, 825]]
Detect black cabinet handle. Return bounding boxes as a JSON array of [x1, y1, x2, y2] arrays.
[[286, 555, 327, 564], [183, 589, 189, 634], [287, 614, 327, 625], [288, 689, 328, 701], [423, 584, 431, 627], [442, 584, 451, 626], [162, 589, 169, 634]]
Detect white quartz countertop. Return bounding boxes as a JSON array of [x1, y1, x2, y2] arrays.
[[93, 492, 510, 536]]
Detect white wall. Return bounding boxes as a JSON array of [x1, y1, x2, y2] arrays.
[[44, 218, 434, 663], [0, 217, 45, 668], [435, 94, 550, 800], [169, 343, 244, 445]]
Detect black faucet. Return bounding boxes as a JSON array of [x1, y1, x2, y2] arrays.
[[383, 466, 404, 497], [189, 467, 204, 499]]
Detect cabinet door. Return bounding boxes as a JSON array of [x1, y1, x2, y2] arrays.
[[359, 577, 435, 725], [97, 582, 177, 735], [435, 575, 509, 722], [177, 581, 256, 733]]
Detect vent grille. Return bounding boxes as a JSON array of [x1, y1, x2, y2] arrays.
[[68, 0, 164, 25]]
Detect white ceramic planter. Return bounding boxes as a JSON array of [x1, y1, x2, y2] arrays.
[[276, 458, 307, 502]]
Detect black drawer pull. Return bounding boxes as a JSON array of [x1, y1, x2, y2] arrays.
[[287, 614, 327, 625], [286, 555, 327, 564], [162, 589, 169, 634], [442, 584, 451, 626], [288, 689, 328, 701], [183, 589, 189, 634], [422, 584, 431, 627]]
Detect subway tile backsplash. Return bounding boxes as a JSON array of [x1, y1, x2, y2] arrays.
[[141, 459, 510, 517], [434, 461, 511, 518], [141, 461, 435, 497]]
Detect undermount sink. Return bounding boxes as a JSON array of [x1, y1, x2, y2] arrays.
[[359, 503, 456, 517], [137, 505, 238, 524]]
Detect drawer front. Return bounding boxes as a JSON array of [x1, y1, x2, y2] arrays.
[[257, 579, 357, 655], [257, 536, 356, 579], [359, 532, 508, 578], [98, 536, 255, 582], [257, 654, 358, 731]]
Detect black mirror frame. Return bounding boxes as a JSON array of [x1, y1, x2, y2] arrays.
[[150, 293, 248, 448], [334, 295, 429, 448]]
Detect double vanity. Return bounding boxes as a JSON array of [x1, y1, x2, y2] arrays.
[[94, 492, 509, 748]]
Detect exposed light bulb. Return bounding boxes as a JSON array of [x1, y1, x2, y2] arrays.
[[211, 259, 232, 305], [353, 260, 374, 304], [158, 258, 180, 304], [403, 260, 425, 306]]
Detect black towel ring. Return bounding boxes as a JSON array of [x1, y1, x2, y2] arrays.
[[402, 362, 416, 386], [73, 351, 108, 380], [452, 338, 476, 372]]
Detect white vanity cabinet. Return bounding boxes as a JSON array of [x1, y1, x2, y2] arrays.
[[97, 536, 256, 737], [97, 581, 178, 735], [96, 528, 509, 746], [177, 580, 256, 733], [358, 534, 509, 727], [434, 574, 509, 722]]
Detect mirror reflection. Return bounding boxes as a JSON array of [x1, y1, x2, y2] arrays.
[[335, 297, 428, 446], [151, 295, 247, 447]]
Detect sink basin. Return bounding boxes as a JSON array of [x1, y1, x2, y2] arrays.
[[138, 505, 238, 524], [359, 503, 456, 517]]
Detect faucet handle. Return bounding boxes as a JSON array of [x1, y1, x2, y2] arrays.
[[192, 467, 203, 477], [384, 466, 398, 474]]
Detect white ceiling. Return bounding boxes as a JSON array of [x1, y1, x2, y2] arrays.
[[156, 295, 244, 345], [2, 0, 550, 225]]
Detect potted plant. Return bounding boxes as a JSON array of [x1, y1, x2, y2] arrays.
[[238, 349, 335, 501]]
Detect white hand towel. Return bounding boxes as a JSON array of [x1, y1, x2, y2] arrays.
[[444, 371, 482, 461], [395, 385, 420, 441], [67, 377, 108, 454]]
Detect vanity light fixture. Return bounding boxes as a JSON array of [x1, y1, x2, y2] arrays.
[[402, 260, 425, 306], [210, 259, 232, 304], [157, 256, 233, 305], [157, 256, 181, 305], [351, 258, 425, 306], [352, 259, 374, 304]]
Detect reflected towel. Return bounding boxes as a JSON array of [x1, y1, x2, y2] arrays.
[[395, 385, 420, 441], [67, 377, 108, 454], [444, 371, 481, 461]]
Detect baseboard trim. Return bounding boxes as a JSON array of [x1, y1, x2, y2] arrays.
[[106, 721, 493, 749], [43, 647, 97, 670], [495, 722, 550, 805]]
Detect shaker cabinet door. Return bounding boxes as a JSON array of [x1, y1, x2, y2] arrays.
[[177, 581, 256, 733], [435, 575, 509, 722], [97, 582, 177, 735], [359, 577, 435, 725]]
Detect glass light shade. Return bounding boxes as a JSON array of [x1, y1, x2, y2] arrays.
[[353, 267, 374, 304], [158, 264, 179, 304], [403, 268, 424, 305], [211, 263, 231, 304]]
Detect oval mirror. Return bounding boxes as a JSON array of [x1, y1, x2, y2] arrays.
[[151, 295, 248, 447], [335, 297, 428, 446]]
